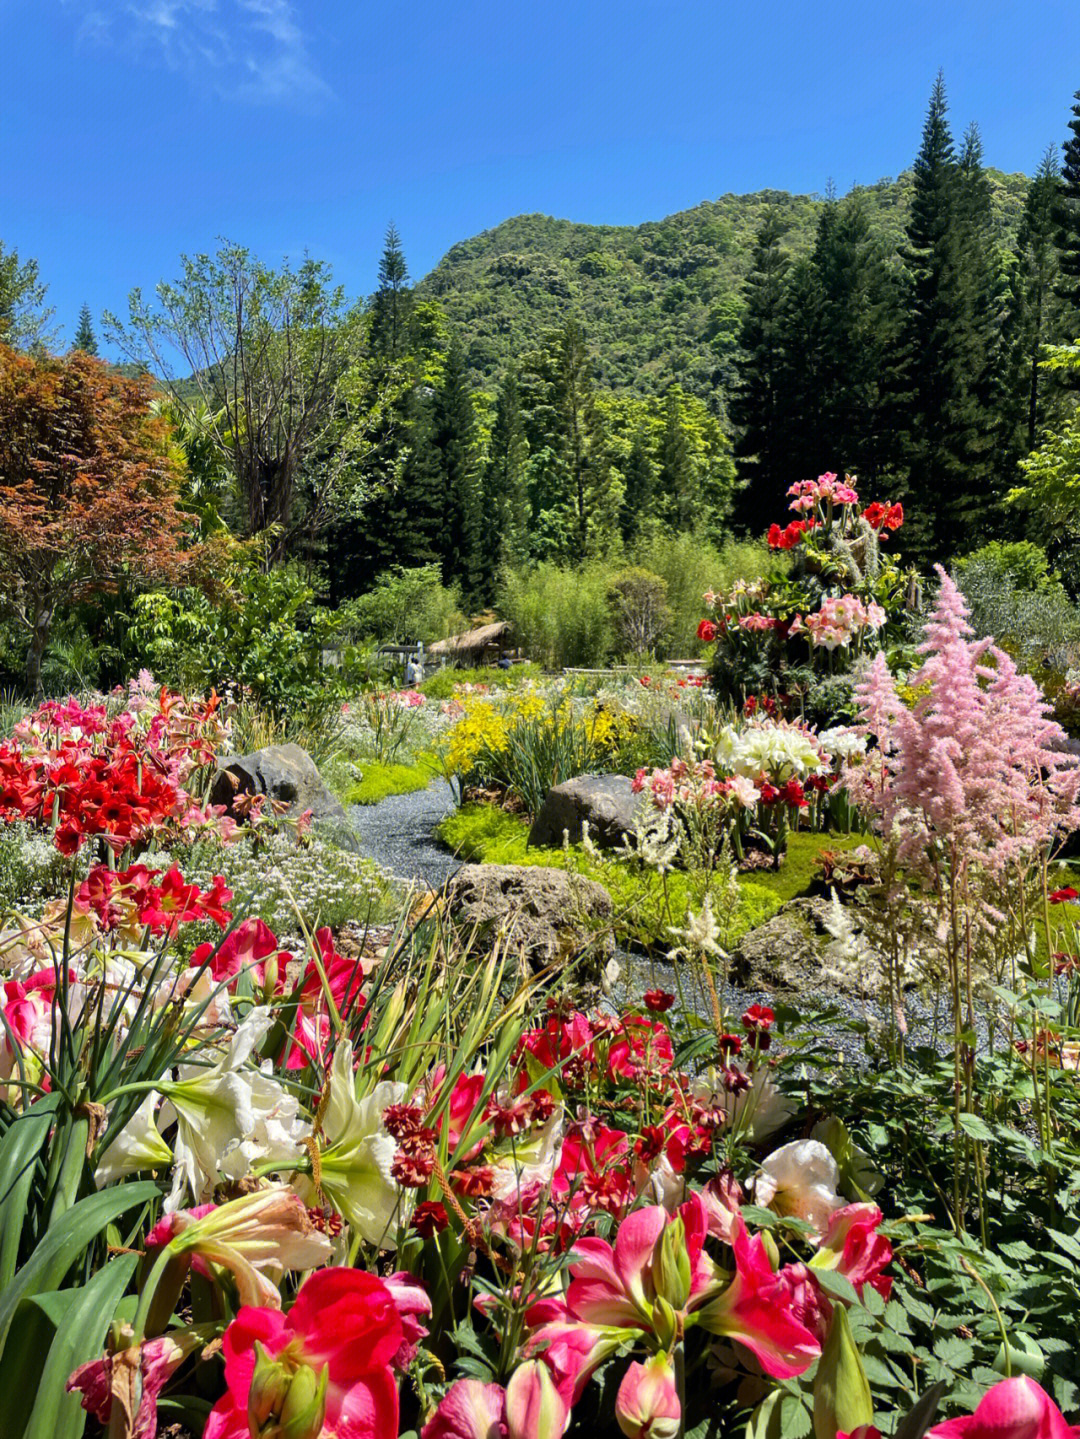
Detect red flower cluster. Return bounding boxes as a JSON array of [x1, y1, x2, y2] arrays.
[[0, 689, 229, 855], [697, 619, 718, 643], [78, 862, 231, 937], [767, 517, 817, 550], [861, 501, 903, 532]]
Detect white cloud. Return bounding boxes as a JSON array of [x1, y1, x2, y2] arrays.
[[65, 0, 331, 105]]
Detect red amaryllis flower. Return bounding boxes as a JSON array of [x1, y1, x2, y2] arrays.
[[779, 778, 807, 808], [203, 1268, 403, 1439], [643, 989, 675, 1013], [1050, 887, 1079, 904], [697, 619, 718, 643], [742, 1004, 774, 1032]]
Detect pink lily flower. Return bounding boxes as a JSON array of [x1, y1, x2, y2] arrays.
[[696, 1215, 822, 1378], [615, 1353, 682, 1439], [566, 1193, 717, 1332], [810, 1204, 893, 1301], [421, 1361, 569, 1439], [926, 1377, 1080, 1439]]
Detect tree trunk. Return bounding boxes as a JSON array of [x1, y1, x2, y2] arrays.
[[26, 599, 53, 695]]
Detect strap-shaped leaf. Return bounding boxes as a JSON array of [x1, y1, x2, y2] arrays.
[[25, 1251, 140, 1439], [0, 1093, 62, 1288], [0, 1180, 158, 1361]]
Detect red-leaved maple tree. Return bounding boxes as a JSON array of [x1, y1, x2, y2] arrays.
[[0, 344, 187, 690]]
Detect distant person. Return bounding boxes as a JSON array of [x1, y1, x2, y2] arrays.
[[405, 653, 419, 685], [498, 652, 512, 670]]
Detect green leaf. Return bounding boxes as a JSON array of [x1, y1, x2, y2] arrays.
[[23, 1252, 139, 1439], [957, 1112, 995, 1143], [0, 1094, 62, 1289], [0, 1181, 158, 1363], [893, 1380, 948, 1439]]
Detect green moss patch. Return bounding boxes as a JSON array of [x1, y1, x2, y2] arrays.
[[343, 756, 441, 805]]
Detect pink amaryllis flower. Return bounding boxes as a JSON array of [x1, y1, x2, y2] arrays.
[[204, 1267, 403, 1439], [68, 1332, 198, 1439], [810, 1203, 893, 1301], [615, 1352, 682, 1439], [421, 1360, 568, 1439], [926, 1377, 1080, 1439], [696, 1215, 823, 1378]]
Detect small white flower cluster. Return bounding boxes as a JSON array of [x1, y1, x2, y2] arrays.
[[186, 831, 396, 938], [0, 823, 72, 912]]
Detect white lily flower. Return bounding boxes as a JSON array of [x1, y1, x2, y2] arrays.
[[160, 1007, 299, 1210], [299, 1041, 411, 1247], [749, 1138, 845, 1238], [95, 1092, 173, 1188]]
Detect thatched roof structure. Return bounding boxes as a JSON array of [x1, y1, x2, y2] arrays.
[[428, 620, 513, 663]]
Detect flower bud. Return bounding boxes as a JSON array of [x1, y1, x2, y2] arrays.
[[651, 1295, 679, 1351], [248, 1343, 292, 1429], [615, 1353, 682, 1439], [652, 1218, 692, 1312], [760, 1230, 780, 1272], [504, 1359, 568, 1439], [812, 1306, 874, 1439], [280, 1362, 328, 1439]]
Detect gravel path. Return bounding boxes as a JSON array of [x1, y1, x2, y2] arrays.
[[348, 780, 461, 889]]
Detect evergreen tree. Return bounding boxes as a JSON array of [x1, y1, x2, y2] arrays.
[[1056, 89, 1080, 328], [620, 428, 655, 543], [393, 385, 446, 569], [1006, 149, 1065, 454], [72, 302, 98, 355], [482, 363, 530, 586], [437, 338, 482, 596], [657, 386, 696, 530], [777, 254, 828, 476], [899, 76, 1003, 557], [369, 223, 414, 363], [731, 209, 791, 533]]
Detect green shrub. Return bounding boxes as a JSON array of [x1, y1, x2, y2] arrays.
[[419, 663, 542, 699], [128, 558, 342, 716], [607, 567, 671, 659], [341, 564, 465, 647], [499, 562, 615, 668], [631, 532, 774, 653], [951, 541, 1080, 674]]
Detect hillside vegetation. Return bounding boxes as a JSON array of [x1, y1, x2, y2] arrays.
[[417, 171, 1030, 399]]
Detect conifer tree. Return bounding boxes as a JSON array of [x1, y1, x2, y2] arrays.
[[369, 223, 413, 362], [731, 208, 791, 533], [393, 385, 446, 569], [482, 363, 530, 584], [437, 338, 482, 596], [1006, 149, 1065, 453], [657, 386, 697, 531], [73, 303, 98, 355], [1056, 89, 1080, 328], [620, 428, 654, 543]]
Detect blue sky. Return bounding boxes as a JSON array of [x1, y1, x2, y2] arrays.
[[3, 0, 1080, 349]]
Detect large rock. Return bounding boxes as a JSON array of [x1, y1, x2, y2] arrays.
[[444, 863, 614, 970], [528, 773, 642, 851], [210, 743, 358, 849], [730, 895, 896, 998]]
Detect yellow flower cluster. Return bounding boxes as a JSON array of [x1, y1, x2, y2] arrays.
[[443, 691, 547, 775]]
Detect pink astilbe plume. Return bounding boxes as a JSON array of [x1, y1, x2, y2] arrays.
[[846, 567, 1080, 885]]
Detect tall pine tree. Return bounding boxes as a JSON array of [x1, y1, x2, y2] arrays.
[[438, 338, 482, 597], [1056, 89, 1080, 331], [731, 209, 792, 533], [1006, 149, 1065, 455], [72, 303, 98, 355], [657, 386, 697, 531], [482, 363, 530, 587], [369, 223, 413, 363], [620, 428, 655, 544]]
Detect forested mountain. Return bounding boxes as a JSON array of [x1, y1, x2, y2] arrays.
[[417, 171, 1030, 402]]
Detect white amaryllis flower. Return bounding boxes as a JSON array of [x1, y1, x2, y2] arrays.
[[299, 1041, 412, 1247], [749, 1139, 844, 1238], [159, 1007, 301, 1211], [488, 1111, 564, 1201], [817, 726, 867, 762], [95, 1092, 173, 1189]]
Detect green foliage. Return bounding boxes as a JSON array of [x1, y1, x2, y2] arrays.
[[341, 564, 465, 647], [607, 567, 670, 658], [1009, 345, 1080, 542], [633, 532, 773, 654], [0, 240, 56, 351], [500, 562, 616, 668], [418, 663, 542, 699], [951, 540, 1080, 675], [128, 557, 343, 716]]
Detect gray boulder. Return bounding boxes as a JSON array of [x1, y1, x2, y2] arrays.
[[730, 895, 887, 998], [528, 773, 642, 851], [444, 863, 614, 970], [210, 743, 358, 850]]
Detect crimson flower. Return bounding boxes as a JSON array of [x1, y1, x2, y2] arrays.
[[697, 619, 718, 643], [643, 989, 675, 1012], [1049, 887, 1079, 904], [203, 1268, 403, 1439]]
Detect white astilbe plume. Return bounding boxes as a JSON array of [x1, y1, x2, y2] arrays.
[[620, 806, 682, 874], [667, 894, 725, 962]]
